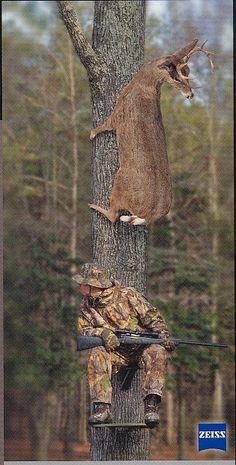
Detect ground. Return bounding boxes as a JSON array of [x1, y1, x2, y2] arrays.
[[4, 438, 234, 460]]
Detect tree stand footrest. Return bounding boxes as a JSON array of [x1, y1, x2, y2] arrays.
[[92, 422, 148, 428]]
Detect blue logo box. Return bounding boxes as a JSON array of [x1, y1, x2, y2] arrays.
[[198, 423, 227, 451]]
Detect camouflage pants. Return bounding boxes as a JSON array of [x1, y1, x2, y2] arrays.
[[87, 345, 170, 404]]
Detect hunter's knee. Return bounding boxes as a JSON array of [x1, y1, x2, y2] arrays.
[[142, 344, 169, 362]]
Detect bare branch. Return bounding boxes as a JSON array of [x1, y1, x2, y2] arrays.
[[22, 175, 69, 191], [43, 46, 68, 83], [57, 1, 108, 83]]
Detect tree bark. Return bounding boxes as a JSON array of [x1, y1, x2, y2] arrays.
[[90, 2, 149, 460], [58, 0, 149, 459], [90, 0, 148, 293]]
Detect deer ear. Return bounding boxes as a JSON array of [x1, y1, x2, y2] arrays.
[[172, 39, 199, 59]]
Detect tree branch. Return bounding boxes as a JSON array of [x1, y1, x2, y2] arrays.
[[57, 1, 108, 83]]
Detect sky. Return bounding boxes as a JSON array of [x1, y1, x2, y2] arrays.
[[3, 1, 169, 45], [147, 0, 167, 15], [3, 0, 168, 28], [2, 0, 233, 51]]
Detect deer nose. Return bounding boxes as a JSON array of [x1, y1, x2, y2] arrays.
[[187, 91, 194, 99]]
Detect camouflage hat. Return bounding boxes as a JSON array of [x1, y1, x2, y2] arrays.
[[72, 263, 113, 288]]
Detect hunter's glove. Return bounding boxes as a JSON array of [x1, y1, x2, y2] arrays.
[[160, 334, 176, 352], [101, 329, 120, 352]]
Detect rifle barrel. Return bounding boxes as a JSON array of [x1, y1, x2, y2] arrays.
[[119, 336, 228, 349], [173, 339, 228, 348], [115, 330, 228, 348]]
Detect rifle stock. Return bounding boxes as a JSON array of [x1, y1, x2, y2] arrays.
[[77, 335, 104, 351], [76, 335, 164, 351]]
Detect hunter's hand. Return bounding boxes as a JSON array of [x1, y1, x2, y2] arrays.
[[101, 329, 120, 352], [160, 336, 176, 352]]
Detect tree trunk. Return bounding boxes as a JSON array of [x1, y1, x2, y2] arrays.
[[29, 392, 57, 460], [63, 387, 76, 459], [166, 384, 175, 446], [90, 0, 148, 292], [91, 369, 149, 460], [89, 1, 149, 460], [77, 373, 88, 444], [176, 370, 186, 460]]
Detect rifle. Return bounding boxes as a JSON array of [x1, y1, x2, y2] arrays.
[[76, 328, 228, 351]]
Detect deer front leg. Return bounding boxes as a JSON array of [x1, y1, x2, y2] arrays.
[[90, 116, 115, 140]]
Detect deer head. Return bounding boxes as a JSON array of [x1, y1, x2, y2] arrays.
[[157, 39, 214, 99]]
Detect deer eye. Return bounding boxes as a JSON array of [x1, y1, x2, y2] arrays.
[[166, 64, 180, 80], [167, 64, 176, 74], [161, 63, 183, 83]]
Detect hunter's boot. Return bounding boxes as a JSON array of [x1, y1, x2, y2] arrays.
[[144, 394, 161, 427], [89, 402, 112, 425]]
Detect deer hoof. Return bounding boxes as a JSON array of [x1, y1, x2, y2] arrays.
[[90, 129, 96, 140], [120, 215, 146, 225], [131, 217, 146, 225], [89, 203, 97, 210], [120, 215, 133, 223]]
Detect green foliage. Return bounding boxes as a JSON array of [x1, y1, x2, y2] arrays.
[[3, 5, 92, 396], [4, 224, 83, 391]]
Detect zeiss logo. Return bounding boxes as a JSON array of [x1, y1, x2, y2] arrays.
[[198, 423, 227, 451]]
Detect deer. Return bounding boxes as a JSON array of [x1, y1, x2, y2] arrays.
[[89, 40, 214, 225]]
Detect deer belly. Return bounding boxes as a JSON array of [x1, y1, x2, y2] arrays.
[[111, 161, 171, 222], [115, 105, 172, 221]]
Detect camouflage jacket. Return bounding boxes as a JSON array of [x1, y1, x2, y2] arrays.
[[77, 285, 171, 340]]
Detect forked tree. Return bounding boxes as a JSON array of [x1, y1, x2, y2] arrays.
[[57, 0, 213, 460]]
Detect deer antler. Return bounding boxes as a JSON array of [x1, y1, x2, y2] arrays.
[[184, 40, 214, 72]]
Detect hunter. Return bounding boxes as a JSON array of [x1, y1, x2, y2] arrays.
[[74, 263, 175, 427]]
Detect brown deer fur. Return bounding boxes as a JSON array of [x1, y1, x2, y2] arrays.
[[90, 40, 213, 225]]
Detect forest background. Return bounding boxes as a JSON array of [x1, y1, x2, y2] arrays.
[[3, 0, 234, 461]]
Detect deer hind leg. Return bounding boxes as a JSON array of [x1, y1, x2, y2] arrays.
[[89, 203, 120, 223], [90, 116, 114, 140], [120, 215, 147, 225]]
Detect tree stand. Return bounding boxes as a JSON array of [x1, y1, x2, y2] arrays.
[[90, 365, 150, 460]]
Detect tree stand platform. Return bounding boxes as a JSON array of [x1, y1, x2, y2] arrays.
[[90, 364, 151, 460], [93, 422, 148, 428]]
